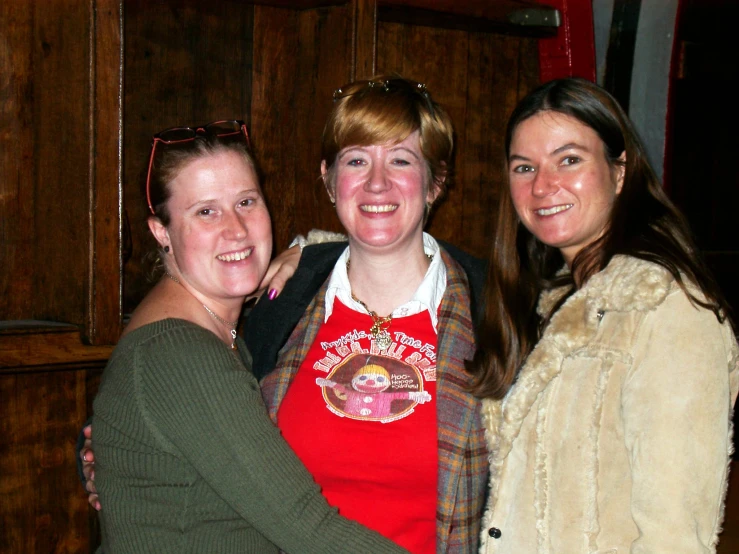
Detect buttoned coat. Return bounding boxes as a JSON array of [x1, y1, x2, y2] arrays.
[[258, 248, 488, 553], [480, 255, 739, 554]]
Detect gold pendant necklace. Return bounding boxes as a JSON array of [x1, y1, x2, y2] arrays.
[[165, 272, 238, 350], [345, 258, 393, 350], [345, 252, 433, 350], [350, 291, 393, 350]]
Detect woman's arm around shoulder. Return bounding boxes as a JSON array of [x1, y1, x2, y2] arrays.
[[138, 324, 407, 554]]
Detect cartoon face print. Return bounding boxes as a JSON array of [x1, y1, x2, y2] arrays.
[[315, 355, 431, 423], [351, 364, 391, 394]]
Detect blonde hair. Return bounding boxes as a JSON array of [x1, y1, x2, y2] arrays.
[[321, 75, 454, 201], [354, 364, 390, 380]]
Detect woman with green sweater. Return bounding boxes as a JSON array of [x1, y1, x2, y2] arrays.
[[91, 120, 406, 553]]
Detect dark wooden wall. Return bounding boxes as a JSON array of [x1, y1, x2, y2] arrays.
[[0, 0, 121, 341], [1, 0, 121, 551], [120, 1, 542, 313], [122, 0, 257, 311], [375, 23, 539, 257], [1, 1, 545, 551]]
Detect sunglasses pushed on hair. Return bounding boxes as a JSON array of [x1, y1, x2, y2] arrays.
[[332, 77, 435, 115], [146, 120, 250, 214]]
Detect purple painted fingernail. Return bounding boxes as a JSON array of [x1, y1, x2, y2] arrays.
[[268, 289, 278, 300]]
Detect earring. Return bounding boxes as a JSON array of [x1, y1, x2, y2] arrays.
[[164, 245, 170, 253]]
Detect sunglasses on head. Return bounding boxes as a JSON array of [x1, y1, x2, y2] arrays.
[[332, 77, 435, 116], [146, 120, 250, 215]]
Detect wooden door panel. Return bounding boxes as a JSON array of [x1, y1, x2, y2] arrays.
[[121, 0, 255, 313], [377, 21, 539, 259], [0, 367, 103, 553]]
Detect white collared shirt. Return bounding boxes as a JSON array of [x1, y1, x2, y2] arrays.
[[324, 233, 447, 333]]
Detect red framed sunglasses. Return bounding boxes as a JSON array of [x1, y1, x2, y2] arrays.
[[145, 120, 250, 214]]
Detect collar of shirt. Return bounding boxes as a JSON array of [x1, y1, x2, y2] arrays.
[[324, 233, 447, 333]]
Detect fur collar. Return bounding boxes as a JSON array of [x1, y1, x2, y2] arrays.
[[481, 255, 675, 511], [537, 255, 675, 317]]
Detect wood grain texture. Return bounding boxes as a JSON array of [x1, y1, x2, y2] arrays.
[[1, 0, 123, 343], [121, 0, 255, 313], [32, 0, 91, 324], [290, 6, 355, 241], [251, 4, 353, 253], [88, 0, 123, 345], [0, 325, 113, 372], [377, 21, 539, 259], [0, 0, 35, 320], [250, 5, 300, 255], [0, 0, 90, 324], [351, 0, 377, 79], [0, 3, 117, 550], [0, 367, 103, 553]]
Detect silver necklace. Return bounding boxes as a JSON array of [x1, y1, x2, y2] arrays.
[[165, 272, 238, 350]]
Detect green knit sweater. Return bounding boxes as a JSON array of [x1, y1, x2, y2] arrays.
[[93, 318, 406, 553]]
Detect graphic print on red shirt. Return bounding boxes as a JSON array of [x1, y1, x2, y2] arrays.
[[316, 351, 432, 422], [278, 298, 439, 554]]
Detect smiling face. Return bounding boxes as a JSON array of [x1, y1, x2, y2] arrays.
[[323, 131, 438, 254], [149, 149, 272, 304], [508, 111, 625, 264]]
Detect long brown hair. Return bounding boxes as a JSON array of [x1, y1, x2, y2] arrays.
[[467, 78, 731, 400]]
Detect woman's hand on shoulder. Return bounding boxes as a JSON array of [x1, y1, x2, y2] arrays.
[[248, 229, 345, 301], [249, 244, 302, 302]]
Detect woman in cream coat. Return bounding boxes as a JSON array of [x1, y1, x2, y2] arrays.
[[470, 78, 739, 553]]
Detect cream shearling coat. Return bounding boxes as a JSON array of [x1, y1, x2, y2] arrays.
[[480, 256, 739, 554]]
